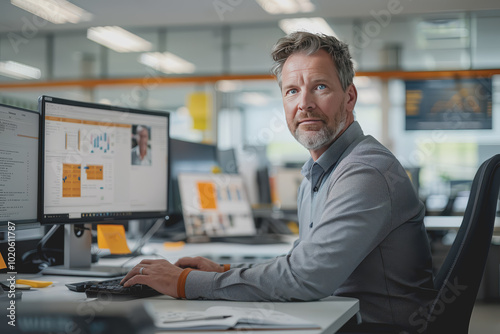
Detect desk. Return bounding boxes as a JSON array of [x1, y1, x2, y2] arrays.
[[424, 216, 500, 235], [151, 297, 359, 334], [1, 241, 359, 334]]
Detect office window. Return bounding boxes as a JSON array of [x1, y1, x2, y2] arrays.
[[229, 26, 284, 74], [473, 15, 500, 69], [354, 14, 472, 71], [53, 33, 101, 79], [107, 29, 159, 78], [405, 15, 470, 70], [165, 28, 224, 75], [353, 17, 421, 71]]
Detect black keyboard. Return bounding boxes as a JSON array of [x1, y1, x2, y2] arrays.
[[66, 277, 161, 300]]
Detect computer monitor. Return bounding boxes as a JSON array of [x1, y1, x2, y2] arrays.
[[168, 139, 218, 224], [217, 148, 238, 174], [39, 96, 169, 276], [0, 104, 40, 230], [272, 167, 303, 211], [178, 173, 256, 239]]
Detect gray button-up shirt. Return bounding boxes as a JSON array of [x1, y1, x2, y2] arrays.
[[185, 121, 436, 329]]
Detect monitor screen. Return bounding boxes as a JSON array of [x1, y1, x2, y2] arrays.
[[0, 104, 39, 225], [217, 148, 238, 174], [178, 173, 256, 237], [169, 139, 217, 216], [39, 96, 169, 224], [405, 78, 493, 130]]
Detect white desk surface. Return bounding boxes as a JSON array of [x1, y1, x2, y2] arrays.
[[424, 216, 500, 233], [11, 275, 358, 333], [3, 240, 359, 334], [150, 297, 359, 334]]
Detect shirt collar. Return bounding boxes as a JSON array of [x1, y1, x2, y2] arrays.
[[301, 121, 364, 179]]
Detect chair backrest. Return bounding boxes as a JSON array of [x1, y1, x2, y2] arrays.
[[425, 154, 500, 334]]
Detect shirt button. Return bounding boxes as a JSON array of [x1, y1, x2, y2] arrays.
[[309, 222, 313, 228], [313, 187, 318, 192]]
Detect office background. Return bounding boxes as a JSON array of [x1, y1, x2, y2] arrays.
[[1, 1, 500, 204], [0, 1, 499, 332]]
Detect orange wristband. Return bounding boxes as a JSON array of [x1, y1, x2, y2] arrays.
[[222, 264, 231, 272], [176, 268, 194, 299]]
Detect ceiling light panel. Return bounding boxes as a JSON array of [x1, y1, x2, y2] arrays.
[[0, 61, 41, 80], [87, 26, 153, 53], [11, 0, 93, 24], [139, 52, 196, 74]]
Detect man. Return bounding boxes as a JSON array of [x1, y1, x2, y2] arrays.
[[131, 125, 152, 165], [122, 32, 436, 330]]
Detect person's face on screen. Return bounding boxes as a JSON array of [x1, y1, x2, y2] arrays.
[[138, 128, 149, 154], [281, 49, 357, 159]]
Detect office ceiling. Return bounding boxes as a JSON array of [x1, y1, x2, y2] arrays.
[[0, 0, 500, 33]]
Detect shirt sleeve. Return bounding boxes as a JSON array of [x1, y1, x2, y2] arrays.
[[185, 163, 393, 301]]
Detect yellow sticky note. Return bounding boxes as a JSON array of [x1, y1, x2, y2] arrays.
[[187, 92, 212, 130], [97, 224, 131, 254], [16, 279, 53, 288], [163, 241, 185, 250], [0, 252, 6, 270]]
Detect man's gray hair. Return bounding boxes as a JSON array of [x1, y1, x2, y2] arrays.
[[271, 31, 355, 91]]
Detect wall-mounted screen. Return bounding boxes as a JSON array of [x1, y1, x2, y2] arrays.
[[405, 78, 492, 130]]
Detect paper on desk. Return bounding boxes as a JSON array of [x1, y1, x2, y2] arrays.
[[155, 306, 319, 331], [155, 309, 236, 330]]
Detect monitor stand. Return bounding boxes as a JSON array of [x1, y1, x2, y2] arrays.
[[42, 224, 129, 277]]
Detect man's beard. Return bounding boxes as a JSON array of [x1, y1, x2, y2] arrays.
[[294, 112, 347, 151]]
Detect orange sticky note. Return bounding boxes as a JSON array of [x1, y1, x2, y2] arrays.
[[197, 182, 217, 209], [97, 224, 131, 254], [0, 252, 6, 270]]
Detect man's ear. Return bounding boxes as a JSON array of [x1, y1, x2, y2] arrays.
[[345, 84, 358, 112]]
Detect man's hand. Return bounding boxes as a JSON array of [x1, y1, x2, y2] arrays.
[[175, 256, 225, 273], [120, 259, 183, 297]]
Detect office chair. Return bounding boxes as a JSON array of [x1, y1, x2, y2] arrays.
[[424, 154, 500, 334]]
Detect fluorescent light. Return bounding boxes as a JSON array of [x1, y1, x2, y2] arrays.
[[256, 0, 314, 15], [279, 17, 336, 36], [11, 0, 92, 24], [0, 61, 41, 80], [139, 52, 195, 74], [87, 26, 152, 53]]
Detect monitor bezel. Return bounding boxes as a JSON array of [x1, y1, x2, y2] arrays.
[[0, 103, 40, 227], [38, 95, 170, 225]]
